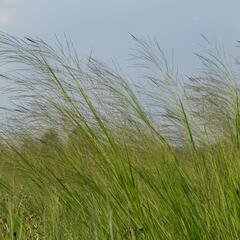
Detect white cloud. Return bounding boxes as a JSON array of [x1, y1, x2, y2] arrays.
[[0, 9, 16, 29]]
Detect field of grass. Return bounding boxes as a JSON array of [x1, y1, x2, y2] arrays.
[[0, 33, 239, 239]]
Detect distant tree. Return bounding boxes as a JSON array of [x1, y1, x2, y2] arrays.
[[39, 128, 62, 157]]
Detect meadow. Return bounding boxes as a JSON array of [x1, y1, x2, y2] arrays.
[[0, 33, 239, 239]]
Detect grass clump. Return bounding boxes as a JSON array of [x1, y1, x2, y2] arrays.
[[0, 33, 239, 239]]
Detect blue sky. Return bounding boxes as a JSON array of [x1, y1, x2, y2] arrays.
[[1, 0, 240, 105]]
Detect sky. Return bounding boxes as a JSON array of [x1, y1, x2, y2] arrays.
[[1, 0, 240, 106]]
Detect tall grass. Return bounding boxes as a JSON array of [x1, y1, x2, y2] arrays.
[[0, 32, 239, 239]]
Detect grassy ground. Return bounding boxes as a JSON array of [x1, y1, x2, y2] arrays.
[[0, 33, 239, 239]]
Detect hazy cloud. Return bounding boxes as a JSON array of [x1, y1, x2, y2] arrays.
[[0, 9, 16, 29], [0, 0, 20, 29], [0, 0, 18, 4], [233, 16, 240, 31]]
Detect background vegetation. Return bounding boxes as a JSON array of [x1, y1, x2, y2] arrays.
[[0, 33, 239, 239]]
